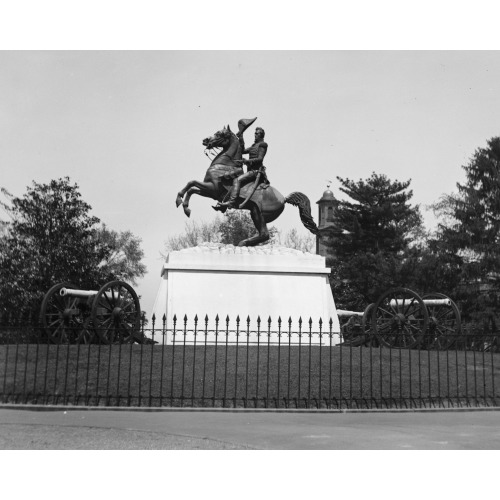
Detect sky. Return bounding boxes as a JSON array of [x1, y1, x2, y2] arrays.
[[2, 50, 500, 314]]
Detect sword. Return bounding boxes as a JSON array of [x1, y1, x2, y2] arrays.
[[239, 167, 264, 209]]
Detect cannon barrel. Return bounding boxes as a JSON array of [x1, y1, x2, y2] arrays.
[[389, 298, 451, 307], [59, 287, 124, 301], [337, 309, 364, 317], [60, 287, 98, 298]]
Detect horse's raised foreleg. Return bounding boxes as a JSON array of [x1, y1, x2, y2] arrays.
[[176, 180, 197, 207], [176, 180, 218, 217], [180, 187, 200, 217], [183, 186, 216, 217], [238, 203, 270, 247]]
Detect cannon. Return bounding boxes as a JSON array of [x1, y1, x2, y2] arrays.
[[371, 288, 461, 349], [337, 288, 461, 350], [337, 303, 379, 347], [39, 280, 143, 344]]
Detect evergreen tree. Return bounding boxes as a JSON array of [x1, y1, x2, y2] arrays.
[[438, 137, 500, 279], [335, 173, 422, 255], [327, 173, 423, 308], [431, 136, 500, 323]]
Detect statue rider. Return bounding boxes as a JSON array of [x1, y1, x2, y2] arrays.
[[214, 118, 269, 211]]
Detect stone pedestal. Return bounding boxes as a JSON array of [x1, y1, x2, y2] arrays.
[[151, 244, 340, 345]]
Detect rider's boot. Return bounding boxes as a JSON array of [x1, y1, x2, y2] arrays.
[[213, 184, 239, 212]]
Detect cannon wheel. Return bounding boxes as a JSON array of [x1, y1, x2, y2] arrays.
[[422, 292, 461, 350], [91, 280, 141, 344], [39, 282, 85, 343], [372, 288, 429, 349], [361, 303, 379, 347]]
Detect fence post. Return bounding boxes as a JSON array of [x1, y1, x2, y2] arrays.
[[191, 314, 198, 407], [234, 315, 240, 409], [159, 313, 167, 407], [277, 316, 282, 409]]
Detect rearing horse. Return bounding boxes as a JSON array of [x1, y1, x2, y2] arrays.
[[176, 125, 319, 246]]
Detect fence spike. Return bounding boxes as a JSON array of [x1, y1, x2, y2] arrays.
[[162, 313, 166, 322], [268, 316, 272, 325], [319, 318, 323, 326], [309, 317, 313, 326]]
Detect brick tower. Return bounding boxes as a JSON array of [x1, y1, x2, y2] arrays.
[[316, 184, 338, 258]]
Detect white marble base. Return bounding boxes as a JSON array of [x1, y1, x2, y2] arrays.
[[151, 244, 340, 345]]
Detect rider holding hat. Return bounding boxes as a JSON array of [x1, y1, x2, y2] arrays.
[[214, 118, 269, 211]]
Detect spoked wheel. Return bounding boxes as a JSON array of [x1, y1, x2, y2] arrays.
[[362, 303, 379, 347], [372, 288, 429, 349], [91, 280, 141, 344], [422, 293, 461, 350], [39, 282, 84, 343], [75, 317, 96, 344]]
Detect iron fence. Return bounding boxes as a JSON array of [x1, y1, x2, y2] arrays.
[[1, 313, 499, 409]]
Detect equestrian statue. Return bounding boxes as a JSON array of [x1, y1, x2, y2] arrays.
[[175, 117, 319, 247]]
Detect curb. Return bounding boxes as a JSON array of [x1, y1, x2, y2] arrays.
[[1, 404, 500, 414]]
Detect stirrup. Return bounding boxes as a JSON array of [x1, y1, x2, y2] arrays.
[[212, 203, 228, 213]]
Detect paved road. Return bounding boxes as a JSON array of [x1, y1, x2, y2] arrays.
[[1, 406, 499, 449]]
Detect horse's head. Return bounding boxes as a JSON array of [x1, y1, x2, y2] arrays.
[[202, 125, 235, 150]]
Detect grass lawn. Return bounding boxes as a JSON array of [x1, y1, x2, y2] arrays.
[[2, 343, 500, 408]]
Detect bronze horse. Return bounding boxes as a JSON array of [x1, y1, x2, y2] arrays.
[[176, 125, 319, 246]]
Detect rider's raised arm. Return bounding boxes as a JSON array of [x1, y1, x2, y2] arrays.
[[238, 134, 245, 152]]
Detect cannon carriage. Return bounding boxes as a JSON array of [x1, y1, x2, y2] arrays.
[[39, 280, 145, 344], [338, 287, 461, 350]]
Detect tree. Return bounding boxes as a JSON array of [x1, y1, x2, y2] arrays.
[[327, 173, 424, 308], [274, 228, 315, 253], [0, 178, 145, 314], [95, 225, 147, 285], [436, 137, 500, 277], [163, 211, 278, 252], [335, 173, 423, 255], [430, 137, 500, 323], [164, 218, 223, 252], [219, 211, 260, 246]]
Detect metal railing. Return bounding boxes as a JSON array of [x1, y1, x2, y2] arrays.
[[1, 313, 499, 409]]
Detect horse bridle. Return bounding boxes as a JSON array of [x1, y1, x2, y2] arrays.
[[203, 131, 231, 159]]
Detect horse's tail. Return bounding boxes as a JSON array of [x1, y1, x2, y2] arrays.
[[285, 192, 319, 235]]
